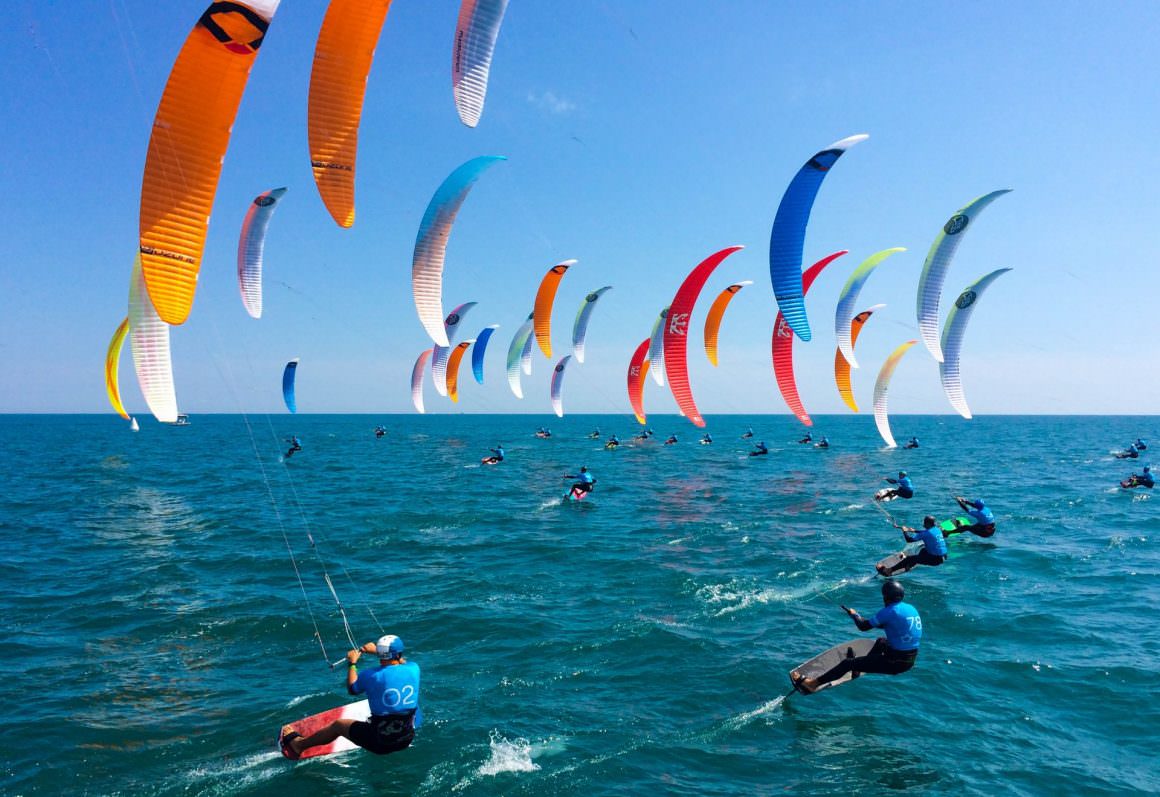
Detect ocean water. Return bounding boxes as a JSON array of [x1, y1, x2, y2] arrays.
[[2, 414, 1157, 796]]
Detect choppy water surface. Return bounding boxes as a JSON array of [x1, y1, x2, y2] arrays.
[[1, 414, 1157, 796]]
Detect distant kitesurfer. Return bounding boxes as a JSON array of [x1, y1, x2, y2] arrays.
[[374, 426, 386, 438], [588, 429, 601, 439], [281, 635, 419, 760], [664, 434, 678, 446], [535, 427, 552, 439], [877, 471, 914, 501], [878, 515, 948, 575], [483, 444, 505, 464], [791, 580, 920, 694], [749, 441, 769, 456], [798, 432, 813, 444], [952, 496, 996, 537], [563, 466, 596, 498], [1135, 438, 1148, 451], [284, 436, 302, 459], [904, 436, 919, 449], [814, 436, 830, 449], [700, 433, 713, 445], [1115, 444, 1140, 459], [1122, 464, 1154, 489], [605, 434, 620, 450], [741, 427, 754, 439]]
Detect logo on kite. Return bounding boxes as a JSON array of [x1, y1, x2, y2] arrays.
[[552, 264, 569, 275], [255, 195, 276, 207], [555, 362, 565, 372], [776, 317, 792, 338], [198, 2, 270, 54], [630, 366, 640, 376], [944, 214, 970, 235], [445, 312, 460, 326], [586, 293, 598, 302], [668, 313, 689, 336], [955, 290, 977, 309]]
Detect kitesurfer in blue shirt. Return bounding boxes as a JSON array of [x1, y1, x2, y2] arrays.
[[1135, 438, 1148, 451], [814, 436, 830, 449], [284, 436, 302, 459], [791, 580, 921, 694], [374, 425, 386, 438], [876, 471, 914, 502], [1122, 464, 1154, 489], [904, 436, 919, 449], [587, 428, 601, 439], [878, 515, 948, 575], [483, 444, 505, 464], [282, 635, 420, 759], [952, 496, 996, 537], [563, 466, 596, 498], [798, 432, 813, 444], [664, 434, 678, 446], [749, 441, 769, 456], [741, 427, 754, 439], [605, 434, 620, 450], [1115, 443, 1140, 459], [700, 433, 713, 445]]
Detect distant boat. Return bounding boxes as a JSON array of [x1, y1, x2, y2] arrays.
[[129, 417, 139, 432], [173, 414, 191, 426]]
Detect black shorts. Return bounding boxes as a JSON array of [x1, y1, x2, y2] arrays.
[[349, 713, 415, 755]]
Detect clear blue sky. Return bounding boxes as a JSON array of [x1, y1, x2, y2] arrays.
[[2, 1, 1157, 417]]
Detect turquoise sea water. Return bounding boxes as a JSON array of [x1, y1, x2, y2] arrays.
[[2, 414, 1158, 796]]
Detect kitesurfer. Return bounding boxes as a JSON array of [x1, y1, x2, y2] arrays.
[[563, 466, 596, 498], [700, 433, 713, 445], [877, 471, 914, 502], [535, 427, 552, 439], [749, 441, 769, 456], [1122, 465, 1154, 489], [604, 434, 620, 450], [878, 516, 947, 575], [904, 436, 919, 449], [814, 436, 830, 449], [635, 428, 653, 441], [741, 427, 754, 439], [1135, 438, 1148, 451], [791, 580, 920, 694], [664, 434, 678, 446], [284, 436, 302, 459], [1115, 444, 1140, 459], [281, 635, 419, 760], [587, 429, 601, 439], [952, 496, 996, 537], [483, 444, 505, 464], [374, 426, 386, 438], [798, 432, 813, 444]]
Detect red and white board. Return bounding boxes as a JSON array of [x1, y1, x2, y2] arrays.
[[279, 699, 370, 760]]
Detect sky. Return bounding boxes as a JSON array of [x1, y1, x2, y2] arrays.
[[2, 0, 1159, 419]]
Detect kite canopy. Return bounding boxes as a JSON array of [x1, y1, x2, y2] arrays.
[[873, 340, 918, 448], [916, 190, 1012, 362], [129, 256, 178, 423], [647, 307, 669, 387], [452, 0, 509, 127], [772, 251, 847, 425], [411, 349, 433, 413], [834, 304, 885, 412], [282, 359, 299, 413], [572, 286, 612, 363], [237, 187, 287, 319], [308, 0, 393, 228], [940, 268, 1013, 419], [505, 313, 534, 398], [105, 318, 131, 420], [550, 355, 572, 417], [471, 324, 500, 384], [627, 338, 651, 425], [412, 156, 506, 346], [768, 134, 868, 342], [703, 281, 752, 367], [139, 0, 281, 325], [834, 247, 904, 369], [445, 341, 474, 403], [533, 260, 577, 358], [431, 302, 478, 396], [663, 245, 745, 427]]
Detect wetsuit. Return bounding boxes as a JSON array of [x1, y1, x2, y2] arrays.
[[1136, 439, 1148, 451], [1116, 445, 1140, 459], [750, 442, 769, 456], [484, 447, 505, 464], [700, 435, 713, 445], [605, 436, 620, 449], [664, 436, 678, 445], [815, 438, 829, 448], [798, 433, 812, 444], [810, 601, 921, 688], [285, 438, 302, 458], [879, 475, 914, 501], [569, 470, 596, 497], [1125, 471, 1154, 489], [882, 525, 947, 574], [347, 661, 421, 755], [742, 429, 754, 439], [959, 500, 996, 537], [904, 437, 919, 449]]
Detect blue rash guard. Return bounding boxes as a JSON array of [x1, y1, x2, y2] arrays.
[[353, 661, 421, 720], [905, 525, 948, 556], [897, 475, 913, 492], [871, 601, 922, 651], [968, 504, 995, 525], [578, 471, 595, 485]]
